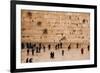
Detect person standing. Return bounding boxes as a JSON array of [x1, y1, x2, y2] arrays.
[[88, 45, 90, 51], [81, 48, 84, 54], [58, 44, 60, 49], [26, 58, 28, 63], [36, 47, 39, 53], [55, 44, 59, 50], [50, 52, 54, 59], [33, 43, 36, 48], [32, 49, 34, 56], [38, 47, 41, 53], [21, 42, 25, 49], [50, 52, 53, 59], [76, 43, 79, 48], [27, 49, 29, 56], [38, 43, 42, 53], [43, 46, 45, 52], [68, 44, 71, 50], [48, 44, 51, 50], [60, 42, 62, 48], [62, 50, 64, 56], [52, 52, 54, 59], [50, 52, 55, 59], [55, 45, 57, 50], [26, 42, 29, 49]]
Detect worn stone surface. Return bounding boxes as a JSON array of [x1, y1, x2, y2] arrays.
[[21, 10, 90, 63]]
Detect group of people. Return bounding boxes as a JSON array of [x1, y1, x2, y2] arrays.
[[26, 58, 33, 63], [21, 42, 90, 63], [21, 42, 64, 56], [22, 42, 46, 55], [50, 50, 65, 59]]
